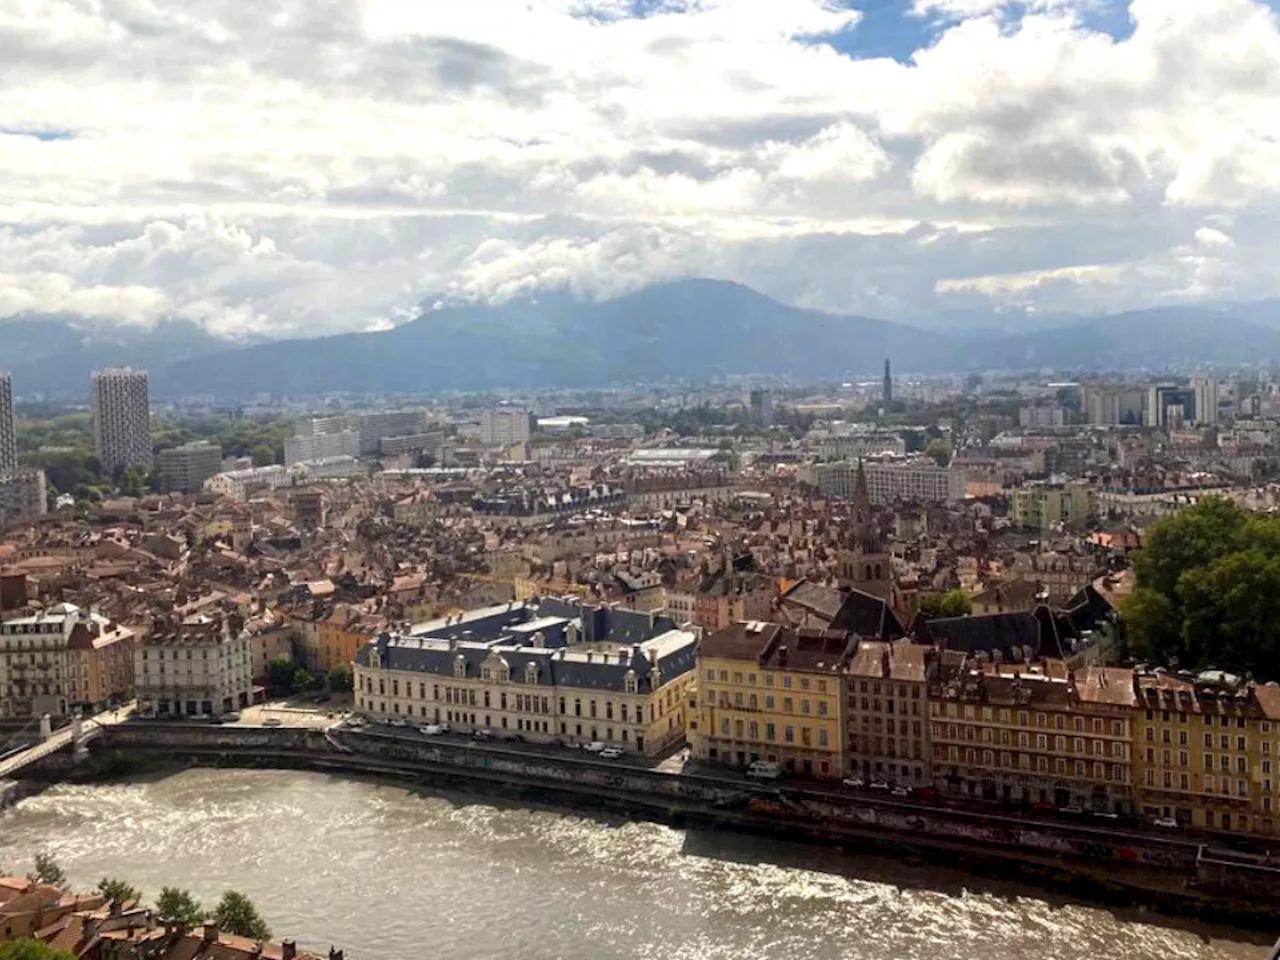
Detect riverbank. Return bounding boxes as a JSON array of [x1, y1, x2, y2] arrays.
[[20, 722, 1280, 932]]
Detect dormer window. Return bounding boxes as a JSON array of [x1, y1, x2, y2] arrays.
[[525, 663, 539, 685], [625, 670, 638, 695], [453, 655, 466, 678]]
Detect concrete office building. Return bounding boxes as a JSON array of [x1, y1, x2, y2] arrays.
[[1019, 406, 1067, 428], [358, 411, 426, 454], [0, 469, 47, 524], [1010, 480, 1092, 531], [157, 441, 223, 494], [1193, 377, 1220, 425], [809, 460, 965, 504], [749, 389, 775, 427], [379, 430, 445, 459], [1146, 385, 1197, 429], [284, 430, 359, 466], [1083, 386, 1144, 426], [0, 372, 14, 472], [480, 409, 532, 447], [91, 368, 152, 472]]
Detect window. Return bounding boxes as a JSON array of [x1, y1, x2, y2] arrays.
[[766, 723, 776, 741], [1204, 733, 1213, 748], [625, 671, 638, 694], [783, 676, 793, 689], [706, 669, 715, 681], [818, 700, 828, 716], [819, 728, 828, 747], [784, 725, 795, 743], [453, 656, 466, 679], [766, 695, 775, 710]]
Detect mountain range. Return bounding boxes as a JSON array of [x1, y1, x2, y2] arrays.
[[4, 280, 1280, 400]]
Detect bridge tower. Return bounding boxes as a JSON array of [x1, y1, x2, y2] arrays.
[[39, 713, 51, 741]]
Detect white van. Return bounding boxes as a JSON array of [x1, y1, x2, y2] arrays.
[[746, 760, 781, 780]]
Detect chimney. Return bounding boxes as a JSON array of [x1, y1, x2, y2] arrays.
[[282, 939, 298, 960], [778, 644, 788, 667]]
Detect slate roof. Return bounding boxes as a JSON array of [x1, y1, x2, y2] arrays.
[[912, 606, 1064, 661], [830, 588, 906, 640]]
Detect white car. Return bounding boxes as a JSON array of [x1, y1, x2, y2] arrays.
[[842, 776, 865, 789], [891, 785, 912, 798], [599, 748, 623, 760], [389, 718, 408, 728], [1153, 816, 1179, 829], [418, 725, 444, 736], [582, 741, 607, 753]]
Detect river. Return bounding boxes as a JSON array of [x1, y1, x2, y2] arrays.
[[0, 769, 1269, 960]]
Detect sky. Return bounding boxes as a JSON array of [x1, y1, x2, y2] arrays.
[[3, 0, 1280, 338]]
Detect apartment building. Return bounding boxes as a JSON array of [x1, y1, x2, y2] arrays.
[[204, 465, 289, 501], [354, 599, 695, 755], [691, 622, 853, 778], [91, 368, 152, 472], [157, 441, 223, 494], [806, 460, 965, 504], [0, 603, 134, 718], [0, 469, 47, 525], [134, 611, 254, 717], [1010, 481, 1092, 532], [1133, 670, 1280, 835], [357, 410, 427, 454], [845, 640, 934, 785], [480, 409, 532, 447], [0, 371, 14, 472], [929, 656, 1135, 813]]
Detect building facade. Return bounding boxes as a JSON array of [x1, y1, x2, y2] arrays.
[[1133, 670, 1280, 836], [157, 441, 223, 494], [0, 603, 134, 718], [691, 622, 853, 778], [0, 470, 47, 525], [1010, 481, 1092, 532], [354, 599, 695, 755], [480, 409, 532, 447], [845, 640, 934, 785], [358, 410, 427, 454], [204, 465, 290, 501], [133, 611, 254, 717], [284, 430, 359, 466], [91, 368, 152, 472], [0, 372, 14, 472]]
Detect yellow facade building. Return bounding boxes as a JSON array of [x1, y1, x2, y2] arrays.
[[690, 622, 853, 778], [1133, 671, 1280, 835]]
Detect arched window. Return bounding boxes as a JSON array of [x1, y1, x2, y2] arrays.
[[875, 563, 883, 579], [625, 670, 638, 694], [865, 564, 872, 581], [453, 655, 466, 679], [525, 662, 539, 685]]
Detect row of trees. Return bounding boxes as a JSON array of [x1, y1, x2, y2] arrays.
[[265, 657, 353, 696], [22, 854, 270, 943], [1125, 497, 1280, 680]]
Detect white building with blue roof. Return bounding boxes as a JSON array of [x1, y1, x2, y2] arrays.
[[354, 597, 697, 755]]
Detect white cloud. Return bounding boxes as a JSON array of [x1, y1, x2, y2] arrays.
[[1, 0, 1280, 337]]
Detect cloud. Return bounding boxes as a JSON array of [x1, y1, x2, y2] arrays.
[[1, 0, 1279, 339]]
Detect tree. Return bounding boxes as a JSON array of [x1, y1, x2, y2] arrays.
[[156, 887, 206, 926], [924, 438, 954, 467], [327, 663, 353, 693], [27, 854, 65, 887], [919, 588, 972, 618], [1126, 496, 1280, 677], [266, 657, 297, 694], [98, 877, 143, 905], [291, 667, 317, 692], [212, 890, 271, 941], [0, 940, 76, 960]]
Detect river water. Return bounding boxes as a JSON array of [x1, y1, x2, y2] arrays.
[[0, 769, 1269, 960]]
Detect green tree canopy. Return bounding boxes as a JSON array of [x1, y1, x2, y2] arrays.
[[291, 667, 317, 692], [156, 887, 206, 926], [266, 657, 297, 694], [919, 588, 972, 618], [27, 854, 65, 888], [1127, 497, 1280, 678], [924, 438, 954, 467], [0, 940, 76, 960], [98, 877, 143, 905], [327, 663, 353, 693], [212, 890, 271, 941]]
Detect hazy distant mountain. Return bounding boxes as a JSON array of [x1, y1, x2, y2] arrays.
[[8, 282, 1280, 400], [1, 315, 230, 399], [157, 280, 955, 397]]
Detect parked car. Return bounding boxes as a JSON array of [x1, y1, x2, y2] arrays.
[[1153, 816, 1180, 829], [1059, 804, 1085, 815], [564, 741, 583, 749], [504, 733, 525, 743], [916, 787, 940, 801], [1091, 810, 1120, 820], [747, 760, 781, 780], [869, 779, 890, 791], [389, 718, 408, 728], [583, 741, 608, 753], [220, 712, 241, 723], [842, 776, 865, 789], [418, 725, 444, 736], [891, 785, 912, 798], [472, 728, 494, 741], [1030, 801, 1055, 813], [262, 717, 283, 727], [599, 748, 623, 760]]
